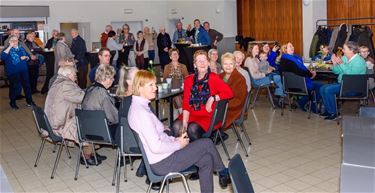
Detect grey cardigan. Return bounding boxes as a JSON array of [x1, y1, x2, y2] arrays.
[[81, 82, 118, 125]]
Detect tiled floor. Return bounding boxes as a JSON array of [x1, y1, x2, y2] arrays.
[[0, 86, 351, 193]]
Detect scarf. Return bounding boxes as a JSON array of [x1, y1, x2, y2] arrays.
[[10, 46, 26, 65], [281, 53, 313, 90], [194, 28, 199, 44], [135, 39, 146, 68], [189, 68, 211, 111]]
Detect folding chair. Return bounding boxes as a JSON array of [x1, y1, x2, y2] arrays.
[[228, 154, 255, 193], [335, 74, 369, 124], [201, 99, 231, 160], [231, 91, 252, 157], [247, 67, 275, 109], [281, 72, 317, 119], [112, 117, 142, 193], [31, 106, 71, 179], [133, 132, 196, 193], [74, 109, 113, 180]]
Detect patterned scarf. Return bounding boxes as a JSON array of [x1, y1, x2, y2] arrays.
[[10, 46, 25, 64], [189, 68, 211, 110]]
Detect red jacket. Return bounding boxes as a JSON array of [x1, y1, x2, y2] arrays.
[[179, 73, 234, 132]]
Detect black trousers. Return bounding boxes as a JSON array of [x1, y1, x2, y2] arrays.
[[150, 138, 225, 193], [77, 64, 88, 89], [27, 63, 39, 92]]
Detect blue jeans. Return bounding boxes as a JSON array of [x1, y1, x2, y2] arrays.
[[8, 70, 33, 104], [297, 81, 324, 112], [253, 73, 284, 96], [320, 83, 341, 114]]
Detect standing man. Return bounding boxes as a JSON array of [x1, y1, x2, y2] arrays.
[[70, 28, 88, 89], [203, 21, 223, 49], [157, 26, 172, 69], [100, 25, 112, 48], [186, 19, 210, 46], [172, 21, 189, 44], [46, 29, 59, 49]]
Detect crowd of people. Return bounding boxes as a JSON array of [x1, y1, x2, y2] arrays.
[[1, 17, 374, 193]]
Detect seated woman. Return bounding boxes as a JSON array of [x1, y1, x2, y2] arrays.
[[312, 44, 332, 62], [279, 42, 323, 112], [261, 42, 280, 70], [174, 50, 234, 141], [117, 66, 139, 118], [219, 53, 247, 129], [208, 48, 222, 73], [128, 70, 231, 192], [320, 41, 367, 120], [233, 50, 251, 92], [163, 48, 189, 113], [81, 64, 119, 139], [45, 65, 98, 165], [244, 44, 284, 104]]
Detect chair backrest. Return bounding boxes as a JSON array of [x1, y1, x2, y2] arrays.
[[31, 106, 62, 142], [75, 109, 112, 144], [359, 107, 375, 118], [339, 74, 368, 99], [132, 131, 164, 183], [110, 50, 116, 65], [116, 117, 140, 154], [203, 100, 229, 138], [282, 72, 308, 95], [228, 154, 255, 193]]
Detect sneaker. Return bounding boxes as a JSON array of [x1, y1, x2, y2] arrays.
[[324, 114, 338, 120], [27, 102, 36, 107], [319, 111, 330, 117], [9, 102, 19, 110]]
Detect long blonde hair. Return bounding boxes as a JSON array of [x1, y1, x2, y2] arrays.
[[116, 66, 139, 97]]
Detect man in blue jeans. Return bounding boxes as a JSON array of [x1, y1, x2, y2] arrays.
[[320, 41, 367, 120]]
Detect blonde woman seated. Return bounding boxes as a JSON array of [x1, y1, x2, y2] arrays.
[[208, 48, 222, 73], [45, 65, 95, 165], [219, 53, 247, 129], [163, 48, 189, 112], [116, 66, 139, 118], [128, 70, 231, 192]]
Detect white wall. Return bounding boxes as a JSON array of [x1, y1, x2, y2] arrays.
[[302, 0, 327, 59], [1, 0, 237, 50]]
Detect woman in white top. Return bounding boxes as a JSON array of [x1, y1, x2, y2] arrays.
[[106, 30, 124, 67]]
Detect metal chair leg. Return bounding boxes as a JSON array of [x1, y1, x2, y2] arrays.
[[63, 141, 72, 159], [74, 144, 87, 180], [231, 124, 248, 157], [116, 155, 122, 193], [159, 178, 167, 193], [129, 156, 134, 171], [251, 88, 260, 109], [267, 87, 275, 109], [216, 131, 231, 160], [123, 155, 128, 182], [181, 176, 191, 193], [34, 138, 46, 167], [166, 178, 170, 193], [240, 123, 251, 145], [308, 100, 312, 119], [52, 143, 57, 153], [91, 143, 98, 165], [146, 183, 152, 193], [281, 96, 285, 116], [112, 148, 120, 186], [51, 143, 63, 179]]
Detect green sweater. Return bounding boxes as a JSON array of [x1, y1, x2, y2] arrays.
[[332, 54, 367, 83]]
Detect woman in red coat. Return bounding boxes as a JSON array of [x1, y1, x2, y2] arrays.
[[219, 53, 247, 129], [174, 50, 234, 141]]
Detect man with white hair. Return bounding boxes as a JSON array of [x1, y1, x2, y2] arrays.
[[101, 25, 112, 48], [71, 28, 88, 88], [172, 21, 189, 44], [157, 26, 172, 69]]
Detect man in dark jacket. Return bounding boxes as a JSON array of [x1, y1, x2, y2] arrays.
[[157, 27, 172, 69], [203, 21, 223, 49], [70, 28, 88, 88], [45, 29, 59, 50]]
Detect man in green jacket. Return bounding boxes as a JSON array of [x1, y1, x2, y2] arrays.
[[319, 41, 367, 120]]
